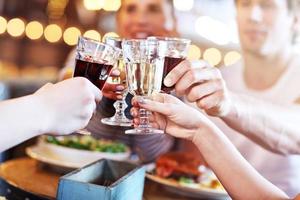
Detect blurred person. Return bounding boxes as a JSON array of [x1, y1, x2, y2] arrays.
[[0, 77, 101, 152], [162, 0, 300, 196], [131, 93, 300, 200], [60, 0, 178, 163]]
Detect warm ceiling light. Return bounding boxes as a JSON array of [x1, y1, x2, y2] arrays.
[[7, 18, 25, 37], [25, 21, 43, 40], [44, 24, 62, 43], [83, 30, 101, 41], [0, 16, 7, 34], [187, 44, 201, 60], [63, 27, 81, 46], [103, 0, 121, 11], [203, 48, 222, 66]]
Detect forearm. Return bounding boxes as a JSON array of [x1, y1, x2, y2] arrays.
[[0, 95, 46, 152], [192, 123, 289, 200], [221, 93, 300, 155]]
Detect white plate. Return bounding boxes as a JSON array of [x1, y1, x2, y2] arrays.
[[26, 139, 131, 169], [145, 164, 231, 200]]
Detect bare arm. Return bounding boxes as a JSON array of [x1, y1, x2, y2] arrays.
[[193, 123, 289, 200], [132, 94, 291, 200], [221, 93, 300, 155], [0, 95, 44, 152], [0, 78, 101, 152]]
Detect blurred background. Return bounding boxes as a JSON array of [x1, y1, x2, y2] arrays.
[[0, 0, 299, 98]]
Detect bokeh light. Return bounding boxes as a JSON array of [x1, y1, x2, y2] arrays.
[[203, 48, 222, 66], [7, 18, 25, 37], [187, 44, 201, 60], [63, 27, 81, 46], [103, 0, 121, 11], [44, 24, 62, 43], [224, 51, 241, 66], [83, 30, 101, 41], [0, 16, 7, 34], [173, 0, 194, 11], [83, 0, 104, 10], [25, 21, 43, 40]]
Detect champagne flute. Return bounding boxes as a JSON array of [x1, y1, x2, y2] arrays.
[[147, 37, 191, 93], [73, 36, 121, 135], [122, 39, 166, 135], [101, 37, 132, 127]]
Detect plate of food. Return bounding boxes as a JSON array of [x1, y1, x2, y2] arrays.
[[26, 135, 131, 169], [145, 152, 230, 200]]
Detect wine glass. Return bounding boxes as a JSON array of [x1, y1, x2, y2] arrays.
[[73, 36, 121, 135], [147, 37, 191, 93], [122, 39, 166, 135], [101, 37, 132, 127]]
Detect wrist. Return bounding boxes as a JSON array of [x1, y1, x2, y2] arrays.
[[29, 93, 53, 135], [220, 92, 239, 119], [191, 121, 214, 145]]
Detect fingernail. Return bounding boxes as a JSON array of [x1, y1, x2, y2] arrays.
[[164, 77, 172, 87], [116, 85, 125, 90], [111, 69, 120, 76], [137, 97, 148, 104], [117, 95, 123, 99]]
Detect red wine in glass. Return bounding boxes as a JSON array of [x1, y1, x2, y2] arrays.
[[162, 56, 184, 93], [74, 59, 113, 90]]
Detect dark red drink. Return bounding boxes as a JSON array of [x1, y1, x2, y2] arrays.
[[74, 59, 113, 90], [162, 56, 184, 93]]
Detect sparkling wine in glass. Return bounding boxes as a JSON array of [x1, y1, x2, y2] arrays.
[[122, 39, 166, 135]]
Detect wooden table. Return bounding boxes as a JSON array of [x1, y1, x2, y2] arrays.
[[0, 158, 203, 200]]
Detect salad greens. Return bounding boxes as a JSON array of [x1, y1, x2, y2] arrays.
[[45, 135, 127, 153]]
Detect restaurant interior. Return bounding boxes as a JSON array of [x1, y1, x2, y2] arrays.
[[1, 0, 300, 199]]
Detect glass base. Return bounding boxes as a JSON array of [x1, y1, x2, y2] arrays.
[[101, 117, 133, 127], [125, 128, 164, 135]]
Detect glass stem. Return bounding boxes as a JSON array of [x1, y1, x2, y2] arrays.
[[113, 91, 128, 120], [138, 108, 150, 129]]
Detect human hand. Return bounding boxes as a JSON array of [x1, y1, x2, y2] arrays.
[[33, 77, 102, 135], [164, 60, 232, 116], [102, 69, 125, 100], [131, 93, 213, 141]]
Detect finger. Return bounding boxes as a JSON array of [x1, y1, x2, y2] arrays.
[[196, 90, 223, 111], [109, 69, 121, 77], [131, 96, 140, 107], [137, 98, 173, 116], [102, 83, 125, 93], [186, 80, 223, 102], [130, 107, 139, 117], [87, 81, 102, 103], [152, 93, 183, 105], [103, 92, 122, 100], [163, 60, 191, 87], [175, 67, 221, 96]]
